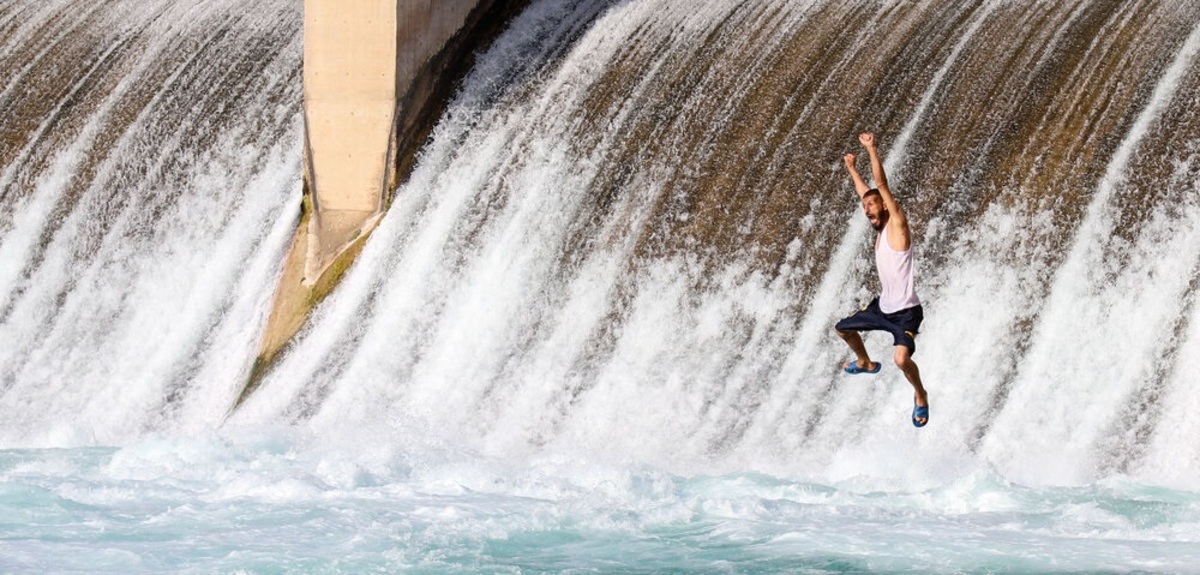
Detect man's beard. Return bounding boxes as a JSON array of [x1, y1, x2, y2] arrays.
[[870, 213, 888, 232]]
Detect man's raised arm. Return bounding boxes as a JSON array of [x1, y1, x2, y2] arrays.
[[843, 153, 871, 199], [860, 132, 910, 248], [860, 133, 891, 196]]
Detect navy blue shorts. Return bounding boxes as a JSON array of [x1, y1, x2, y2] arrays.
[[835, 297, 924, 353]]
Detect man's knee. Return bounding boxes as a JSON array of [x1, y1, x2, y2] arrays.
[[893, 346, 914, 368]]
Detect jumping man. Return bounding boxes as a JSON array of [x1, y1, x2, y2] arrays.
[[834, 132, 929, 427]]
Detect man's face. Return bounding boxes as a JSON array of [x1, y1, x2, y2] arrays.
[[862, 194, 887, 231]]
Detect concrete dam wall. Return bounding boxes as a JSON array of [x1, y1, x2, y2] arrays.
[[247, 0, 524, 402], [304, 0, 493, 276]]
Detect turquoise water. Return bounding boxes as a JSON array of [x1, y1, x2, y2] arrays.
[[2, 436, 1198, 574]]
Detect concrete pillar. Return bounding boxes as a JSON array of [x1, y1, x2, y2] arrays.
[[302, 0, 487, 281], [303, 0, 395, 279], [240, 0, 501, 407]]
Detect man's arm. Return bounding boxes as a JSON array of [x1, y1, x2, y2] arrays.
[[859, 132, 911, 250], [843, 153, 871, 199]]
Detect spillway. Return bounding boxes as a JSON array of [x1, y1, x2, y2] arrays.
[[3, 2, 1200, 570]]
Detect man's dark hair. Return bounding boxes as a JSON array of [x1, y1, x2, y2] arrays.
[[863, 188, 882, 200]]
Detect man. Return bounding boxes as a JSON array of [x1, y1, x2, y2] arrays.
[[834, 132, 929, 427]]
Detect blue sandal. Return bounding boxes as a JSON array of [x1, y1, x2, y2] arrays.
[[912, 401, 929, 428], [843, 360, 880, 375]]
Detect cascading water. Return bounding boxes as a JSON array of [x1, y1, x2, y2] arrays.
[[0, 0, 301, 444], [3, 0, 1200, 572], [233, 0, 1200, 485]]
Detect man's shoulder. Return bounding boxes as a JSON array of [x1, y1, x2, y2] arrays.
[[884, 221, 912, 251]]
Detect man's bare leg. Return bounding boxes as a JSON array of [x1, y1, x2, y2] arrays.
[[893, 345, 928, 425], [835, 328, 878, 371]]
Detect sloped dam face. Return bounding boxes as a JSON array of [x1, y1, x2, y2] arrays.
[[3, 0, 1200, 490]]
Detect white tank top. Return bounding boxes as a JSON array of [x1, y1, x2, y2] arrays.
[[876, 232, 921, 313]]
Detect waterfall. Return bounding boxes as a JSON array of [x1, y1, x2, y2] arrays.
[[4, 0, 1200, 490], [0, 0, 302, 444]]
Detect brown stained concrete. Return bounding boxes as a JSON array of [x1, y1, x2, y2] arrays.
[[240, 193, 314, 409], [238, 189, 376, 409], [242, 0, 531, 408]]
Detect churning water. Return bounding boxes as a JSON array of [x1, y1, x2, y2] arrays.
[[3, 0, 1200, 572], [4, 435, 1200, 574]]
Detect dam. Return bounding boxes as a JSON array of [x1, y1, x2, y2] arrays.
[[252, 0, 515, 389], [3, 0, 1200, 480], [2, 1, 1200, 571]]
